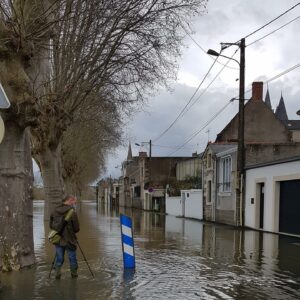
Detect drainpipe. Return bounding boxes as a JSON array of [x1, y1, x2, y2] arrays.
[[240, 173, 244, 226], [214, 156, 218, 222]]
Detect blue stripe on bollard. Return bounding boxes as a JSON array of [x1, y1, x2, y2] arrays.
[[122, 234, 133, 247], [120, 214, 135, 269]]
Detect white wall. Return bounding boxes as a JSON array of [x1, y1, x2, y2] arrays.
[[245, 160, 300, 233], [166, 196, 183, 216], [182, 190, 203, 220]]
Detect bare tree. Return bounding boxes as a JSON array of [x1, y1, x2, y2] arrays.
[[62, 98, 122, 197], [0, 0, 53, 270], [0, 0, 207, 268], [30, 0, 207, 218]]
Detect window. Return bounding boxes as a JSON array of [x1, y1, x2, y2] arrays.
[[207, 180, 212, 204], [219, 156, 231, 192], [207, 153, 212, 168]]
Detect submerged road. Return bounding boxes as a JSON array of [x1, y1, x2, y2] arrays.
[[1, 200, 300, 299]]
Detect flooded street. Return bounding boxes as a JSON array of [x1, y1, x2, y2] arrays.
[[1, 200, 300, 299]]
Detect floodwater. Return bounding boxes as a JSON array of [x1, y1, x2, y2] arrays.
[[1, 201, 300, 300]]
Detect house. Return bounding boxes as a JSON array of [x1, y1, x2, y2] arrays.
[[120, 144, 141, 208], [245, 156, 300, 236], [96, 178, 112, 207], [119, 144, 191, 212], [202, 143, 237, 225], [138, 154, 191, 212], [202, 81, 300, 228]]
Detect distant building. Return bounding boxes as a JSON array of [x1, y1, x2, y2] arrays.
[[119, 144, 191, 212], [176, 153, 202, 181]]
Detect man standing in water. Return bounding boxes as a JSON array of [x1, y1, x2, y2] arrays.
[[50, 195, 80, 279]]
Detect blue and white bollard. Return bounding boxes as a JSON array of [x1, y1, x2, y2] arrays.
[[120, 214, 135, 269]]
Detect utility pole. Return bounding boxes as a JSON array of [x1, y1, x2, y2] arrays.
[[149, 139, 152, 158], [236, 38, 245, 226], [208, 38, 246, 227]]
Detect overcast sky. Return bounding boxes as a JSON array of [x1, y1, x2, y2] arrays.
[[102, 0, 300, 179]]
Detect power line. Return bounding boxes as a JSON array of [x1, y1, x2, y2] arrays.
[[152, 143, 198, 149], [247, 15, 300, 47], [154, 48, 239, 143], [265, 62, 300, 83], [153, 4, 300, 143], [244, 2, 300, 39], [184, 29, 238, 70], [164, 61, 300, 156], [149, 62, 300, 159], [153, 55, 219, 142], [229, 61, 300, 101], [222, 2, 300, 50], [166, 100, 233, 156], [180, 49, 239, 118]]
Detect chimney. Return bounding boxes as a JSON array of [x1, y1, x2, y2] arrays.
[[139, 151, 148, 158], [252, 81, 263, 102]]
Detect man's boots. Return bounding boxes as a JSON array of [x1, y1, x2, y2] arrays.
[[70, 267, 78, 278], [55, 266, 62, 279]]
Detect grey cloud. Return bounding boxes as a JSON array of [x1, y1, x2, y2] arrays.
[[104, 0, 300, 178]]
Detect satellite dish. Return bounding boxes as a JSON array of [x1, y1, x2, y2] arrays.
[[297, 110, 300, 116], [0, 115, 5, 144], [0, 83, 10, 109]]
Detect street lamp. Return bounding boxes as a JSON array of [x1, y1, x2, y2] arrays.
[[207, 49, 240, 66], [207, 38, 246, 227]]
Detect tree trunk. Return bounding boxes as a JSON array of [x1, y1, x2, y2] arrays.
[[0, 121, 35, 271], [38, 144, 65, 220]]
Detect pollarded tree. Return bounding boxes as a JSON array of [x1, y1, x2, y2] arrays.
[[0, 0, 53, 270], [30, 0, 208, 219]]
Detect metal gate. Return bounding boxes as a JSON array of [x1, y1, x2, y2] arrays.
[[279, 180, 300, 235]]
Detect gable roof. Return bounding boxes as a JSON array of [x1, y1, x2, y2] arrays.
[[209, 143, 237, 155], [215, 98, 290, 143], [202, 142, 237, 159]]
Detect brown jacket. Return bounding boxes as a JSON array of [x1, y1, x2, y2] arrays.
[[49, 204, 80, 250]]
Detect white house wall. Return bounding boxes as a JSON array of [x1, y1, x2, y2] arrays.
[[245, 160, 300, 233]]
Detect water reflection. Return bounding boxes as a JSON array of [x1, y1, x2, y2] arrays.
[[0, 201, 299, 299]]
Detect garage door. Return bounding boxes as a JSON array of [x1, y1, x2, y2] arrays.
[[279, 180, 300, 235]]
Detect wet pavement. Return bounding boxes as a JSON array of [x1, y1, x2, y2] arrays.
[[1, 200, 300, 299]]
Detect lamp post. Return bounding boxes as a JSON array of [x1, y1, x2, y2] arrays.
[[207, 38, 245, 226]]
